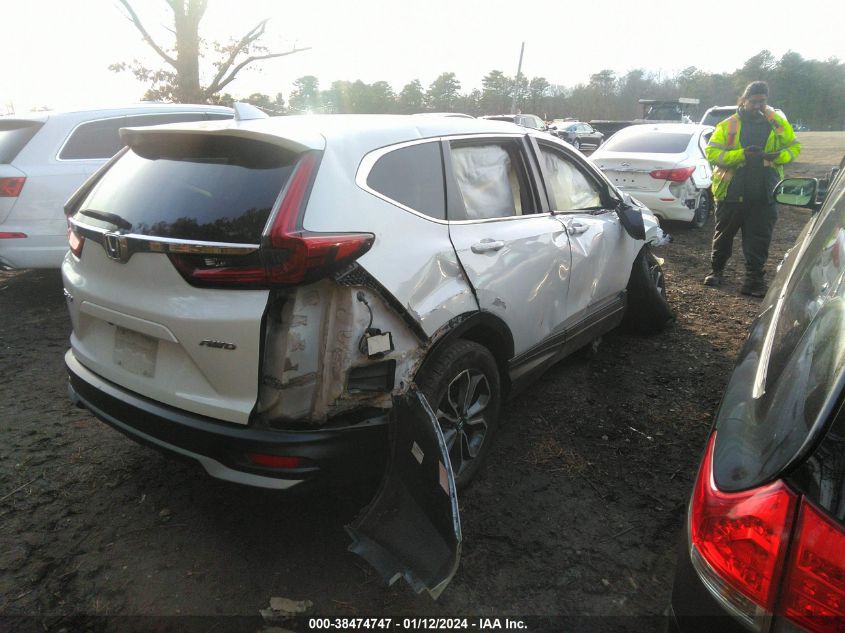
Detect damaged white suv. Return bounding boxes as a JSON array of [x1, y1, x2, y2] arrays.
[[63, 110, 670, 491]]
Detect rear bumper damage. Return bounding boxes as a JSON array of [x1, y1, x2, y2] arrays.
[[66, 351, 389, 490]]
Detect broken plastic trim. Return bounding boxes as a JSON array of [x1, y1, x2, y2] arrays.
[[346, 388, 461, 599]]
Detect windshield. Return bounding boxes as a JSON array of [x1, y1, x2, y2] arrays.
[[602, 131, 693, 154], [713, 173, 845, 491], [73, 134, 298, 244]]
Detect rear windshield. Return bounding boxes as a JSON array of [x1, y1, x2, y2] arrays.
[[713, 171, 845, 491], [701, 110, 735, 127], [602, 131, 692, 154], [0, 120, 44, 163], [73, 134, 299, 244]]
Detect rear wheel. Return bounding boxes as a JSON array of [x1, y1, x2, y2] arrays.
[[573, 139, 582, 151], [690, 189, 711, 229], [416, 340, 501, 489], [622, 247, 674, 334]]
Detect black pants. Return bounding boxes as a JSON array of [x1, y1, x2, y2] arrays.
[[710, 200, 778, 277]]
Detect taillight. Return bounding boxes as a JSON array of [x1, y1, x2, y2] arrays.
[[170, 152, 374, 289], [650, 166, 696, 182], [67, 224, 84, 258], [0, 176, 25, 197], [689, 433, 798, 617], [779, 499, 845, 631]]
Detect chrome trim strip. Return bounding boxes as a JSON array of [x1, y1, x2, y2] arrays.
[[69, 218, 260, 259]]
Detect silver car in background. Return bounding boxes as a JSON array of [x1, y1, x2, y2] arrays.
[[0, 104, 233, 269]]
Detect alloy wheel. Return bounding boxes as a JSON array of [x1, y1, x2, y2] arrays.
[[434, 369, 491, 480]]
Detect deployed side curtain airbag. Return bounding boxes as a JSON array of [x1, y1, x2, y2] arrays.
[[451, 145, 518, 220]]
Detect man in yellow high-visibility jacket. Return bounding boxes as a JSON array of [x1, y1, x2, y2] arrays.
[[703, 81, 801, 296]]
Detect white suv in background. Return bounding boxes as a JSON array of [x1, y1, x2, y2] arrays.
[[63, 112, 671, 493], [0, 103, 233, 269]]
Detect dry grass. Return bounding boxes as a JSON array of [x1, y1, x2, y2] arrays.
[[791, 131, 845, 173], [522, 436, 589, 474]]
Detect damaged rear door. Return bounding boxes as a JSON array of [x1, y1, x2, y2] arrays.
[[444, 136, 573, 359], [347, 388, 461, 599]]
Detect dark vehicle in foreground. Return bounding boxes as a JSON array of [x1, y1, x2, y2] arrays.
[[669, 163, 845, 632], [548, 120, 604, 152]]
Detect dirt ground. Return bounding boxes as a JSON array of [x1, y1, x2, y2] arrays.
[[1, 133, 843, 632]]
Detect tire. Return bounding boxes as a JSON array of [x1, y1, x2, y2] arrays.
[[573, 139, 582, 151], [622, 247, 675, 334], [416, 339, 501, 489], [690, 189, 711, 229]]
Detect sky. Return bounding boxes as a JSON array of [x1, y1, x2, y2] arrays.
[[2, 0, 844, 113]]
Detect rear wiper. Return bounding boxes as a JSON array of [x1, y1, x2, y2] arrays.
[[78, 210, 132, 231]]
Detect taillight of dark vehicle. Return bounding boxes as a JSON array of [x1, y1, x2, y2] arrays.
[[779, 500, 845, 631], [689, 433, 845, 631], [169, 152, 374, 289]]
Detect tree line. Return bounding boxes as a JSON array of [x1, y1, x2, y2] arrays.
[[229, 50, 844, 130]]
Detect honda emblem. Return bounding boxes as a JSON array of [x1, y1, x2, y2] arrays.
[[104, 232, 129, 263]]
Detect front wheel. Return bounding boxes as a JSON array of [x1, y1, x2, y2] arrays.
[[690, 189, 711, 229], [621, 247, 675, 334], [416, 340, 501, 489]]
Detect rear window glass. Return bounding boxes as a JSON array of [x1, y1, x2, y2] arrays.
[[0, 120, 43, 163], [713, 174, 845, 491], [366, 142, 445, 220], [602, 131, 692, 154], [74, 134, 298, 244]]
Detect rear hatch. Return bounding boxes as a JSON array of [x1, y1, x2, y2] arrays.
[[0, 118, 44, 224], [64, 131, 303, 424]]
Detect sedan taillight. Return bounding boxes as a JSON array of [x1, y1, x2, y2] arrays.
[[650, 167, 696, 182]]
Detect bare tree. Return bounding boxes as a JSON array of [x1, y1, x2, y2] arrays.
[[110, 0, 309, 103]]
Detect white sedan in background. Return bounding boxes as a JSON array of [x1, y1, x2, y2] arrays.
[[591, 123, 714, 228]]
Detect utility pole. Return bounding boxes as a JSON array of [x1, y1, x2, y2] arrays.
[[510, 42, 525, 115]]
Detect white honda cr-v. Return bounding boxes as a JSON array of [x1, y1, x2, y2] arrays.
[[62, 108, 671, 492]]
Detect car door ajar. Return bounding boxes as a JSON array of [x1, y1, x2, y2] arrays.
[[444, 136, 573, 363], [532, 139, 633, 333]]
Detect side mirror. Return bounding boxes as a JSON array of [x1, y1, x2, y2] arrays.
[[616, 200, 646, 240], [774, 178, 819, 210]]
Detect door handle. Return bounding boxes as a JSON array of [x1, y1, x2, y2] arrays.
[[470, 239, 505, 254], [564, 221, 589, 236]]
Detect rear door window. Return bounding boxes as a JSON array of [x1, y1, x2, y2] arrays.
[[447, 140, 535, 220], [59, 118, 126, 160], [0, 120, 44, 163], [365, 141, 445, 220], [60, 112, 228, 161], [73, 134, 299, 244]]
